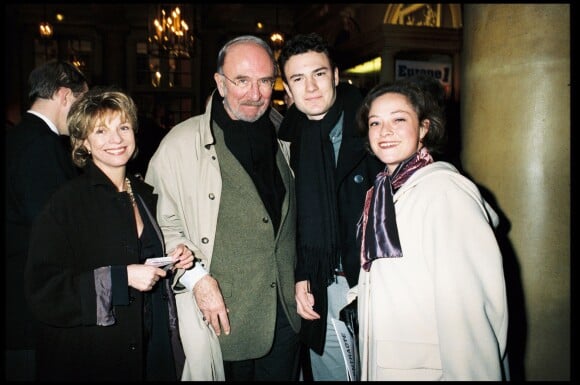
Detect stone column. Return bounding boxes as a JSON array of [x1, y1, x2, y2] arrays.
[[461, 4, 570, 380]]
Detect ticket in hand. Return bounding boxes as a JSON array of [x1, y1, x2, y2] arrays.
[[144, 256, 175, 267]]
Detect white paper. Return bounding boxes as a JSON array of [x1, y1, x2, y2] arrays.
[[331, 317, 359, 381], [144, 256, 174, 267]]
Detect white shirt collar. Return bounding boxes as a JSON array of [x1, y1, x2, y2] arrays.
[[27, 110, 59, 135]]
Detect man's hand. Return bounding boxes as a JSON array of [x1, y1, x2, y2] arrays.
[[193, 275, 230, 335], [295, 280, 320, 320], [167, 244, 195, 271]]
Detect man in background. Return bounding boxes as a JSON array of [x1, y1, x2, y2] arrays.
[[5, 60, 88, 381]]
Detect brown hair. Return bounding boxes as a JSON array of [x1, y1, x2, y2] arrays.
[[356, 79, 447, 155]]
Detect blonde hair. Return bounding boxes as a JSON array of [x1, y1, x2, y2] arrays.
[[68, 87, 139, 167]]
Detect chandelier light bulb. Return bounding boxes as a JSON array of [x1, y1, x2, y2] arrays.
[[39, 22, 53, 38]]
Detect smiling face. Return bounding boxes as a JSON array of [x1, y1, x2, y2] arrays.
[[282, 51, 339, 121], [214, 42, 275, 122], [367, 92, 429, 174], [83, 110, 136, 175]]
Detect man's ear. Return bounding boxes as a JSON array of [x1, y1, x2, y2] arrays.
[[214, 73, 226, 97], [283, 83, 293, 100], [56, 87, 71, 106]]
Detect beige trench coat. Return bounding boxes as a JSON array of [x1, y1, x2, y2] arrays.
[[146, 97, 295, 380]]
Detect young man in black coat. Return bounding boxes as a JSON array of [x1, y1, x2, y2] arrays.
[[5, 60, 88, 380], [278, 33, 384, 380]]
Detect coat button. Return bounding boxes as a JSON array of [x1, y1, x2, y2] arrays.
[[208, 193, 215, 200], [262, 217, 269, 223], [129, 296, 136, 303], [201, 237, 209, 244], [270, 282, 276, 288], [354, 174, 364, 183]]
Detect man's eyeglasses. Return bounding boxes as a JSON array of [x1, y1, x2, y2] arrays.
[[220, 73, 275, 92]]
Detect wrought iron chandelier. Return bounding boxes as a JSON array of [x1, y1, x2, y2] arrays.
[[148, 4, 194, 59]]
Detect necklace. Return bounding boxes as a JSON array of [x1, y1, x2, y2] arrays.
[[125, 177, 136, 205]]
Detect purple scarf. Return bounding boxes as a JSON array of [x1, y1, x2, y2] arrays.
[[358, 147, 433, 271]]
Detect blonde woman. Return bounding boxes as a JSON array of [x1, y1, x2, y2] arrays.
[[24, 88, 194, 381]]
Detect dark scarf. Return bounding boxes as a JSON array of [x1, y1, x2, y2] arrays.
[[294, 88, 345, 288], [358, 147, 434, 271], [211, 92, 285, 234]]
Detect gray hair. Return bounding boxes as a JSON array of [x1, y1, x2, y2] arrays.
[[216, 35, 278, 77]]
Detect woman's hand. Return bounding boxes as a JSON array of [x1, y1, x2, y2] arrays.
[[127, 264, 166, 291]]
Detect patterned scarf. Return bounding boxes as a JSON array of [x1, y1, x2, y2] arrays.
[[357, 147, 433, 271]]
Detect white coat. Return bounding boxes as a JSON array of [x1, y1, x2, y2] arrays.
[[349, 161, 508, 381]]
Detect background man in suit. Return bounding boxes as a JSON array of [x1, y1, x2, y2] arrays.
[[5, 60, 88, 381]]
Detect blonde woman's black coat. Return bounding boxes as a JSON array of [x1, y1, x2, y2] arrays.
[[24, 162, 184, 381]]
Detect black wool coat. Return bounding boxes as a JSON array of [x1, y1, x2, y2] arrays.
[[279, 83, 384, 354], [24, 162, 183, 381]]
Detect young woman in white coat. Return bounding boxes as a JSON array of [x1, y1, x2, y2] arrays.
[[350, 78, 509, 381]]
